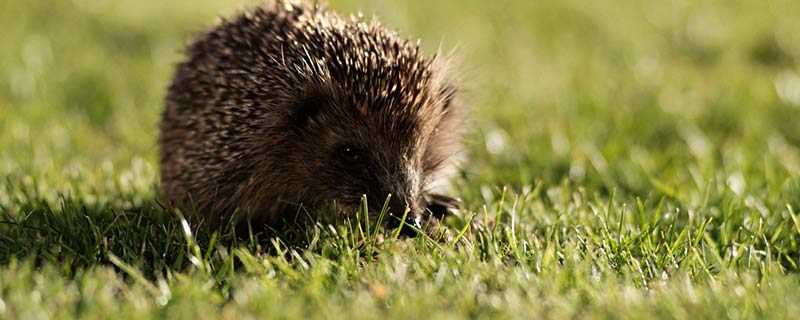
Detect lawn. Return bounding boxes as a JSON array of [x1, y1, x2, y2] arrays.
[[2, 0, 800, 318]]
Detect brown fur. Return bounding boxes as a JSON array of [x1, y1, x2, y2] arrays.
[[159, 1, 463, 230]]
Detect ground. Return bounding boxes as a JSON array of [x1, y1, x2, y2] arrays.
[[2, 0, 800, 319]]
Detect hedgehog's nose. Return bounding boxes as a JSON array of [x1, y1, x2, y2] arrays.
[[386, 212, 422, 237], [385, 197, 422, 237]]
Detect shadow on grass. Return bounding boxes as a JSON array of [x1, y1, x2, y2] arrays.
[[0, 195, 323, 276]]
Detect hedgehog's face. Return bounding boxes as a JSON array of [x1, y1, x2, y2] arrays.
[[285, 83, 458, 233]]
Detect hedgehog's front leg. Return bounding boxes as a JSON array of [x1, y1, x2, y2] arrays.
[[424, 193, 461, 219]]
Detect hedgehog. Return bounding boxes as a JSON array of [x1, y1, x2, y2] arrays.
[[159, 1, 463, 234]]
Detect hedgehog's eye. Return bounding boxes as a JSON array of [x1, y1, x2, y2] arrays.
[[336, 144, 364, 165]]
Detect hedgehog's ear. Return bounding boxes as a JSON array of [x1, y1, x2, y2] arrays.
[[440, 83, 458, 111], [289, 95, 326, 128]]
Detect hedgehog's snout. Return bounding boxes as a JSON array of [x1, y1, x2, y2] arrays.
[[362, 161, 424, 235], [385, 196, 423, 237]]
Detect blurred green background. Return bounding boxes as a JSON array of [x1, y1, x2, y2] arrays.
[[2, 1, 800, 318]]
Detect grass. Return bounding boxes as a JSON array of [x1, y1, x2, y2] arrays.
[[2, 0, 800, 318]]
